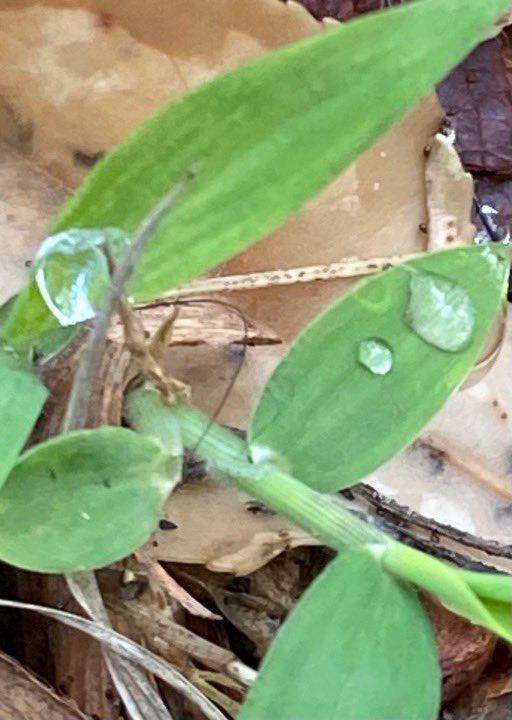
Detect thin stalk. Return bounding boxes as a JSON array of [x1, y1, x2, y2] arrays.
[[125, 388, 385, 552]]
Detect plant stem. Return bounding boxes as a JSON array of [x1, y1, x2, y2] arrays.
[[125, 388, 385, 552]]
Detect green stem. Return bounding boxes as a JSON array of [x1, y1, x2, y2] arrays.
[[125, 387, 385, 552]]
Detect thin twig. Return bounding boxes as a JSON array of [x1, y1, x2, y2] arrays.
[[62, 173, 194, 432], [136, 252, 421, 307]]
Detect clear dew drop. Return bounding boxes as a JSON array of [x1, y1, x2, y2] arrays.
[[405, 271, 475, 352], [358, 338, 393, 376], [34, 228, 130, 326]]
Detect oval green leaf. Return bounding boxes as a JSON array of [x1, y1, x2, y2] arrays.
[[2, 0, 509, 349], [240, 548, 440, 720], [249, 247, 508, 491], [0, 352, 47, 488], [0, 427, 176, 572]]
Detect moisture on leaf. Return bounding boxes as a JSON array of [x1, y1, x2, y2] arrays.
[[34, 228, 130, 326], [249, 247, 508, 492], [357, 338, 393, 375], [405, 271, 475, 352]]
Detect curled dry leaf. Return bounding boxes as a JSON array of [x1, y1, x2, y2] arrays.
[[0, 650, 88, 719], [425, 133, 475, 250]]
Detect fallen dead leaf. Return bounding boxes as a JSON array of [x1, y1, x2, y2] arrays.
[[0, 143, 69, 305], [370, 314, 512, 558], [425, 133, 475, 250], [139, 469, 314, 572], [444, 666, 512, 720], [437, 38, 512, 176]]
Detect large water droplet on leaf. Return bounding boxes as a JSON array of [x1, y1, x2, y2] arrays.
[[358, 338, 393, 376], [34, 228, 130, 326], [405, 271, 475, 352]]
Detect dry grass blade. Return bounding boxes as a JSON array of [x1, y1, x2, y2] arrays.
[[0, 598, 225, 720], [68, 572, 174, 720]]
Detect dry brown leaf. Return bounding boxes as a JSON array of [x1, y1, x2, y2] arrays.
[[370, 314, 512, 561], [0, 142, 68, 304], [0, 0, 316, 185], [444, 667, 512, 720], [208, 531, 321, 576], [425, 133, 475, 250], [0, 650, 88, 719], [140, 471, 314, 571]]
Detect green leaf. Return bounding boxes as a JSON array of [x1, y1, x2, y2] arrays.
[[2, 0, 509, 351], [0, 427, 178, 572], [0, 352, 47, 488], [240, 548, 440, 720], [249, 246, 508, 491], [382, 543, 512, 643]]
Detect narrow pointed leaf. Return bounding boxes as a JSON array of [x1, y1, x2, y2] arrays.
[[382, 543, 512, 643], [0, 427, 178, 572], [240, 548, 440, 720], [2, 0, 510, 348], [0, 352, 47, 488], [249, 247, 508, 491]]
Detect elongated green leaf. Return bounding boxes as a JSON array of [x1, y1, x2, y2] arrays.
[[382, 543, 512, 643], [249, 247, 508, 491], [240, 548, 440, 720], [0, 427, 178, 572], [2, 0, 509, 349], [0, 352, 47, 488]]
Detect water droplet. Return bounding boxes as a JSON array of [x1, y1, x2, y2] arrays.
[[358, 338, 393, 375], [405, 272, 475, 352], [34, 228, 130, 326]]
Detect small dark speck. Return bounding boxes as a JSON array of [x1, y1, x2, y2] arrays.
[[105, 688, 115, 701], [501, 412, 508, 421], [158, 519, 178, 530], [465, 71, 478, 84], [245, 501, 275, 515], [418, 223, 428, 234], [73, 149, 105, 168], [152, 540, 159, 548], [49, 468, 57, 481], [493, 400, 499, 407], [102, 478, 112, 488], [24, 259, 32, 268], [426, 447, 446, 475]]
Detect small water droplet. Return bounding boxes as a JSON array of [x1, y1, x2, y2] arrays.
[[34, 228, 130, 326], [405, 272, 475, 352], [358, 338, 393, 375]]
